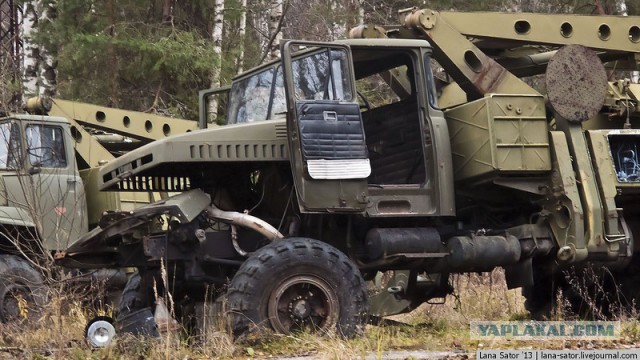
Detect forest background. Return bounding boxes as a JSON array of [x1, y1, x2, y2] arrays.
[[7, 0, 640, 120]]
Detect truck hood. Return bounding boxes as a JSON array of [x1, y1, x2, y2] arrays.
[[98, 120, 289, 192]]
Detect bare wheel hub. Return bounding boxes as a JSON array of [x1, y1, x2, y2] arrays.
[[268, 275, 339, 334], [290, 296, 311, 318], [1, 283, 30, 321]]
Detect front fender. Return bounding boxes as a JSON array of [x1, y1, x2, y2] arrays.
[[56, 189, 211, 269], [0, 207, 36, 228]]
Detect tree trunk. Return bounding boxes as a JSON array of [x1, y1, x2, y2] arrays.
[[22, 0, 57, 98], [268, 0, 283, 59], [22, 1, 38, 96], [329, 0, 345, 40], [616, 0, 628, 14], [255, 1, 270, 61], [615, 0, 638, 83], [208, 0, 225, 121], [162, 0, 174, 24], [237, 0, 247, 73], [107, 0, 118, 106], [38, 0, 56, 97]]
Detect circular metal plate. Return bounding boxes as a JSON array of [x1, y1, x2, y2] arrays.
[[545, 45, 607, 122], [86, 319, 116, 348]]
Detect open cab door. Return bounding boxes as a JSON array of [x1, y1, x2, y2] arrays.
[[281, 41, 369, 213]]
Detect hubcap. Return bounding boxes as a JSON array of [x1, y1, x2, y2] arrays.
[[268, 275, 339, 334], [86, 319, 116, 348]]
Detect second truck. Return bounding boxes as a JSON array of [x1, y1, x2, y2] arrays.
[[56, 8, 640, 336]]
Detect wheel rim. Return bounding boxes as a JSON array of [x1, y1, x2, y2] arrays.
[[267, 275, 339, 334], [1, 283, 32, 322]]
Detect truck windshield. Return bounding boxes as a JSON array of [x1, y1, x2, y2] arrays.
[[0, 122, 22, 170], [228, 68, 275, 124], [26, 125, 67, 168], [227, 48, 352, 125]]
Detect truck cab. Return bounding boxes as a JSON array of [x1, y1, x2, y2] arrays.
[[224, 39, 456, 217], [0, 114, 87, 254]]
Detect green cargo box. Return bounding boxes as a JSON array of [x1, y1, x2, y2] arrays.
[[444, 94, 551, 183]]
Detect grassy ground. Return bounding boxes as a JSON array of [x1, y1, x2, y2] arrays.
[[2, 270, 640, 359]]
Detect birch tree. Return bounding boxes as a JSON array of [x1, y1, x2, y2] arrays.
[[38, 1, 56, 97], [209, 0, 225, 120], [22, 0, 56, 97], [614, 0, 638, 83], [22, 1, 38, 96], [268, 0, 283, 59], [329, 0, 346, 40], [357, 0, 364, 25], [254, 2, 270, 59], [237, 0, 247, 73]]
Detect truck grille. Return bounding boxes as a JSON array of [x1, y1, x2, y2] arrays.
[[115, 175, 191, 192]]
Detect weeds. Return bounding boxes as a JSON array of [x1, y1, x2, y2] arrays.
[[1, 267, 640, 359]]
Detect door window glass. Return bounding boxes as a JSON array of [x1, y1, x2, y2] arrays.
[[292, 49, 353, 101]]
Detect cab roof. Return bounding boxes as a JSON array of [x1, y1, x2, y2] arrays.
[[232, 38, 432, 82], [1, 114, 70, 125]]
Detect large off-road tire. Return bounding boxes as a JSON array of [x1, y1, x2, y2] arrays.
[[116, 271, 159, 337], [523, 265, 612, 320], [0, 255, 47, 323], [523, 281, 555, 320], [118, 272, 149, 315], [522, 261, 559, 320], [227, 238, 369, 337]]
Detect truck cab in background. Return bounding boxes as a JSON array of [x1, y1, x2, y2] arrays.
[[0, 112, 87, 321], [0, 115, 87, 246]]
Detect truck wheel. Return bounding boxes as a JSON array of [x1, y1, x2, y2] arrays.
[[522, 263, 557, 320], [523, 280, 555, 320], [523, 267, 600, 320], [0, 255, 46, 322], [227, 238, 369, 337], [118, 272, 149, 315], [116, 271, 159, 337]]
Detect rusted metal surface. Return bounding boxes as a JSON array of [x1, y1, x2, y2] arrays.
[[402, 8, 538, 99], [546, 45, 607, 122], [142, 236, 165, 260], [267, 274, 339, 334]]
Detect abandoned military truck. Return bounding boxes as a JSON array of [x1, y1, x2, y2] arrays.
[[58, 9, 640, 336]]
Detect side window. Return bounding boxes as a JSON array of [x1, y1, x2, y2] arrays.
[[26, 125, 67, 168], [292, 49, 353, 101], [228, 68, 275, 124], [0, 122, 21, 170]]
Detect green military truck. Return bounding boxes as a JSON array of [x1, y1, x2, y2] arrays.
[[57, 9, 640, 338], [0, 98, 197, 322]]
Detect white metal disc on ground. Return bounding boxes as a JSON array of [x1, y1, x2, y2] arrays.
[[86, 319, 116, 348]]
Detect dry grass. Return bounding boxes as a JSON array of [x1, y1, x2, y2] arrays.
[[2, 269, 640, 359], [414, 270, 528, 326]]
